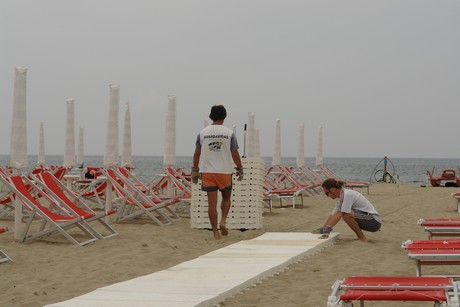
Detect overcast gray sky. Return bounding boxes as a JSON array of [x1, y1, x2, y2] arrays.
[[1, 0, 459, 159]]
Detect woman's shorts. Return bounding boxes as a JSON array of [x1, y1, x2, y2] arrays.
[[201, 173, 232, 192], [354, 210, 382, 232]]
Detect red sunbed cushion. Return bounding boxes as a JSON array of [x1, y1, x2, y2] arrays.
[[423, 218, 460, 222], [342, 276, 452, 286], [409, 250, 460, 255], [408, 239, 460, 244], [421, 219, 460, 226], [404, 242, 460, 250], [341, 289, 447, 302]]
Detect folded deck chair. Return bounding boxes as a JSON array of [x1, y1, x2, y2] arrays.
[[148, 167, 192, 213], [318, 166, 370, 194], [0, 227, 12, 263], [418, 218, 460, 239], [113, 167, 182, 217], [100, 168, 178, 226], [328, 276, 460, 307], [278, 166, 322, 197], [264, 166, 306, 209], [296, 166, 324, 193], [1, 175, 99, 246], [163, 167, 192, 198], [32, 172, 118, 240], [262, 185, 300, 210], [122, 167, 189, 205], [158, 167, 192, 205], [116, 167, 148, 190], [402, 239, 460, 276]]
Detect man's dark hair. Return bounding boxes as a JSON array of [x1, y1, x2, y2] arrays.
[[209, 105, 227, 121]]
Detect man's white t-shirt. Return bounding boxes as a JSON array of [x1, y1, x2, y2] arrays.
[[196, 124, 239, 174]]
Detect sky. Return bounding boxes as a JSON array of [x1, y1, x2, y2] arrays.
[[1, 0, 459, 159]]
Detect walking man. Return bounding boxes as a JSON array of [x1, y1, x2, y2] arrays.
[[192, 105, 244, 240]]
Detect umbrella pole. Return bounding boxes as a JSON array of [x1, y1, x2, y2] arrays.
[[243, 123, 247, 158]]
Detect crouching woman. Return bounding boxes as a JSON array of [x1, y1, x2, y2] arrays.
[[316, 178, 382, 242]]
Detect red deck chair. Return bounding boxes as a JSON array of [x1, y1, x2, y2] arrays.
[[118, 166, 186, 206], [318, 166, 371, 195], [0, 167, 34, 218], [318, 165, 370, 194], [296, 166, 324, 192], [157, 167, 193, 212], [100, 168, 178, 226], [418, 218, 460, 239], [111, 167, 181, 220], [32, 172, 118, 240], [51, 166, 68, 180], [162, 167, 192, 199], [74, 180, 108, 209], [117, 166, 149, 193], [1, 175, 99, 246], [328, 276, 459, 306], [402, 239, 460, 276], [280, 166, 322, 196], [72, 167, 110, 209]]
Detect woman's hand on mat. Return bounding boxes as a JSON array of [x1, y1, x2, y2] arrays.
[[311, 226, 333, 235], [311, 228, 322, 234]]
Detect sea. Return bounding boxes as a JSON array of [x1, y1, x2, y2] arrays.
[[1, 155, 459, 185]]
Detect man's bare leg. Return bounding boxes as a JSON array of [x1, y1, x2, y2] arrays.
[[342, 213, 367, 242], [219, 189, 231, 236], [206, 191, 220, 240]]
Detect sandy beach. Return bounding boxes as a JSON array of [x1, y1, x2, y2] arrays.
[[0, 183, 459, 307]]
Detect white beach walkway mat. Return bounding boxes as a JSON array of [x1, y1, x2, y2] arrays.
[[45, 232, 339, 307]]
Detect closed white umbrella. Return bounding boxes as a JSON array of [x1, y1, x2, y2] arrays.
[[272, 119, 281, 166], [296, 124, 305, 168], [163, 95, 176, 167], [9, 66, 28, 171], [76, 127, 84, 168], [63, 98, 75, 168], [37, 122, 45, 167], [316, 126, 324, 167], [254, 128, 260, 158], [122, 102, 133, 167], [104, 84, 120, 167], [245, 112, 256, 158], [10, 66, 28, 242]]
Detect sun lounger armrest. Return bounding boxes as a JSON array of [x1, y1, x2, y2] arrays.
[[401, 240, 413, 249]]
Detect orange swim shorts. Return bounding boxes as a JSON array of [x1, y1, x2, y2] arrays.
[[201, 173, 232, 192]]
